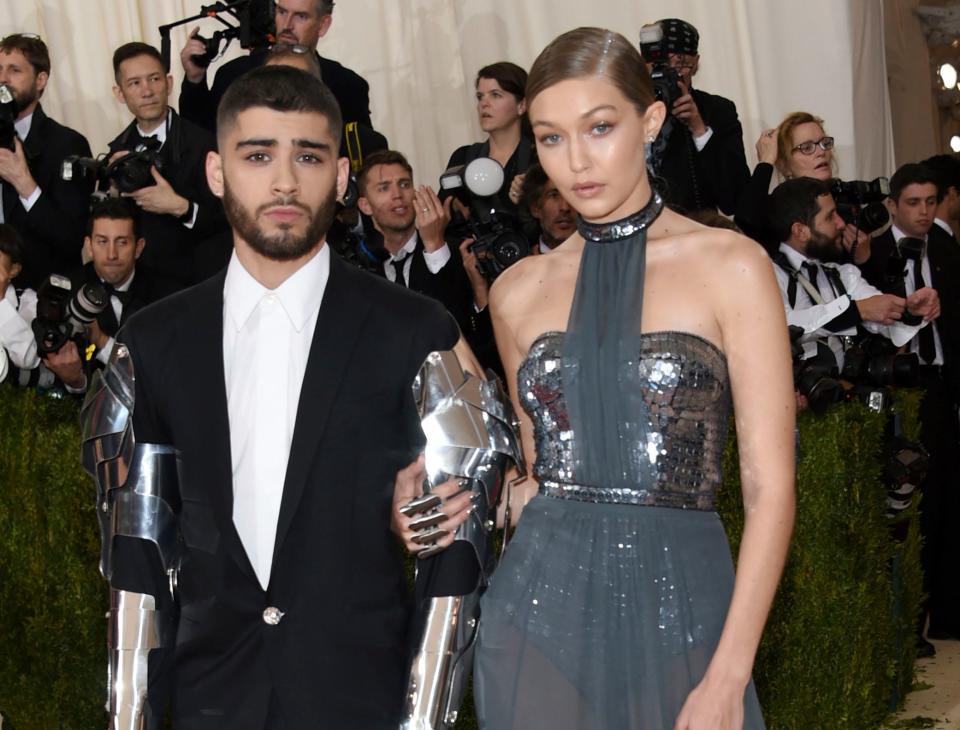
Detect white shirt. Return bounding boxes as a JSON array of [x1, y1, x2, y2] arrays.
[[383, 232, 450, 286], [0, 284, 39, 370], [774, 243, 924, 369], [223, 246, 329, 588], [538, 238, 554, 254], [0, 113, 41, 224], [891, 225, 945, 366], [95, 270, 136, 366]]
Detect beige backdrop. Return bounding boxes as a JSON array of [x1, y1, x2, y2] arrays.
[[1, 0, 896, 188]]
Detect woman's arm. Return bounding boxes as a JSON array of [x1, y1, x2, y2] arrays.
[[676, 236, 796, 730]]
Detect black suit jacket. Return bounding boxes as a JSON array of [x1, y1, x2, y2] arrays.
[[108, 110, 227, 289], [179, 49, 372, 132], [114, 252, 458, 728], [5, 105, 93, 288], [859, 227, 960, 400], [69, 262, 176, 337], [388, 234, 473, 327], [656, 88, 750, 215]]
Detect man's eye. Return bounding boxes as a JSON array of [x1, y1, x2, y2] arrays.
[[246, 152, 270, 163], [298, 153, 320, 164]]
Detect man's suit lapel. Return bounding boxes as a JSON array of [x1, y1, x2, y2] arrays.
[[270, 254, 373, 572], [181, 272, 260, 582]]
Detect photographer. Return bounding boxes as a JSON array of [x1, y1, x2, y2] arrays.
[[179, 0, 371, 132], [445, 62, 535, 216], [72, 197, 174, 367], [356, 149, 472, 324], [768, 177, 937, 378], [0, 34, 92, 288], [923, 153, 960, 244], [858, 163, 960, 649], [639, 18, 750, 215], [0, 224, 39, 376], [520, 162, 575, 253], [108, 42, 226, 289]]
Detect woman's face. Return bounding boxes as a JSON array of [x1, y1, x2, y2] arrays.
[[529, 76, 664, 223], [475, 77, 525, 134], [785, 122, 833, 180]]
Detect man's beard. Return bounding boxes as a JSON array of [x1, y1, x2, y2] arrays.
[[806, 229, 844, 264], [9, 82, 38, 112], [223, 182, 337, 262]]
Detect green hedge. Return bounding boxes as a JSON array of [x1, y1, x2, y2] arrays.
[[0, 385, 922, 729]]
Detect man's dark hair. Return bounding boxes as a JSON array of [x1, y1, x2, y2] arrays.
[[476, 61, 528, 101], [768, 177, 832, 244], [920, 154, 960, 199], [520, 163, 549, 212], [889, 163, 942, 204], [217, 65, 343, 148], [87, 197, 142, 239], [0, 34, 51, 77], [316, 0, 335, 13], [0, 224, 25, 266], [112, 42, 166, 82], [356, 149, 413, 196]]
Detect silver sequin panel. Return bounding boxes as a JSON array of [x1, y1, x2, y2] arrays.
[[519, 330, 730, 510]]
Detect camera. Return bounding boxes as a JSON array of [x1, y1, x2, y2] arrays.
[[788, 327, 844, 414], [840, 334, 919, 389], [31, 274, 108, 355], [160, 0, 276, 70], [638, 25, 684, 110], [830, 177, 890, 235], [0, 83, 18, 151], [440, 157, 530, 281], [62, 137, 164, 194]]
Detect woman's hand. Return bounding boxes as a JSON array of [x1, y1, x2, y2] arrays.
[[674, 673, 746, 730], [755, 127, 778, 165], [391, 455, 476, 555]]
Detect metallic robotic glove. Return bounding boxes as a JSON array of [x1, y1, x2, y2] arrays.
[[81, 343, 182, 729], [400, 350, 525, 729]]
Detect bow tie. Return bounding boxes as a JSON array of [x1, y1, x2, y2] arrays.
[[102, 282, 132, 306]]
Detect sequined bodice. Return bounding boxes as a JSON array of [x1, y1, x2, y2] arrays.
[[519, 330, 730, 510]]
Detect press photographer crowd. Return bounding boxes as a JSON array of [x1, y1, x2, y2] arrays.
[[0, 0, 958, 667]]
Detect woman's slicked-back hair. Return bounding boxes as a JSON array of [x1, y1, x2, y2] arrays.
[[526, 27, 655, 114]]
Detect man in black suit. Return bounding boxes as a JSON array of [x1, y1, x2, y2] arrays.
[[0, 34, 92, 288], [923, 153, 960, 245], [356, 149, 473, 326], [73, 197, 174, 371], [102, 65, 471, 728], [640, 18, 750, 215], [108, 42, 227, 289], [179, 0, 371, 133], [859, 163, 960, 651]]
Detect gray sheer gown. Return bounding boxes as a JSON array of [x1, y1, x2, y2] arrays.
[[472, 329, 766, 729]]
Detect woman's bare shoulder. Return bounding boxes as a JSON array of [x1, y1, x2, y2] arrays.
[[489, 248, 578, 317]]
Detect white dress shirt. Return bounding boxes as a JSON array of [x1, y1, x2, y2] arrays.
[[891, 225, 945, 366], [95, 270, 135, 366], [0, 284, 39, 370], [774, 243, 924, 368], [223, 246, 329, 588], [383, 231, 450, 286], [0, 113, 41, 224]]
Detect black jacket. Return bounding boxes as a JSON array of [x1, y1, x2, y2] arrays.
[[655, 88, 750, 215], [859, 227, 960, 400], [733, 162, 777, 253], [179, 49, 372, 132], [5, 105, 93, 288], [114, 252, 457, 728], [69, 261, 175, 337], [108, 109, 227, 288]]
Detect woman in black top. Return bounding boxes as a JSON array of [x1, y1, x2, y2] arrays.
[[445, 62, 536, 213]]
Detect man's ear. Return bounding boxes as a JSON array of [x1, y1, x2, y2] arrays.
[[34, 70, 48, 97], [206, 150, 224, 198], [335, 156, 350, 201], [111, 84, 125, 105], [791, 221, 810, 244], [8, 261, 21, 280], [83, 236, 93, 260], [357, 195, 372, 217], [884, 197, 897, 217], [317, 13, 333, 39], [134, 237, 146, 259]]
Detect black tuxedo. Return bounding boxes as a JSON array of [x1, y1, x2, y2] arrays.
[[655, 88, 750, 215], [114, 251, 458, 728], [4, 105, 93, 289], [859, 227, 960, 635], [179, 49, 372, 133], [382, 234, 472, 326], [108, 110, 227, 289]]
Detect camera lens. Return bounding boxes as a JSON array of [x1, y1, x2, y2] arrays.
[[68, 282, 108, 327]]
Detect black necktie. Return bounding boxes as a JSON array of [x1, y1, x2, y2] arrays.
[[390, 251, 412, 287], [802, 261, 824, 300], [910, 258, 937, 365]]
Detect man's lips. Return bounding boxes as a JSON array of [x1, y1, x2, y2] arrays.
[[263, 206, 304, 222]]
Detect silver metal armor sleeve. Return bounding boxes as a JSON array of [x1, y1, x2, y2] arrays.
[[80, 343, 182, 728], [402, 351, 525, 730]]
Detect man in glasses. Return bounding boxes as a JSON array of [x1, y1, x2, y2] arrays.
[[640, 18, 750, 217], [0, 33, 92, 288]]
